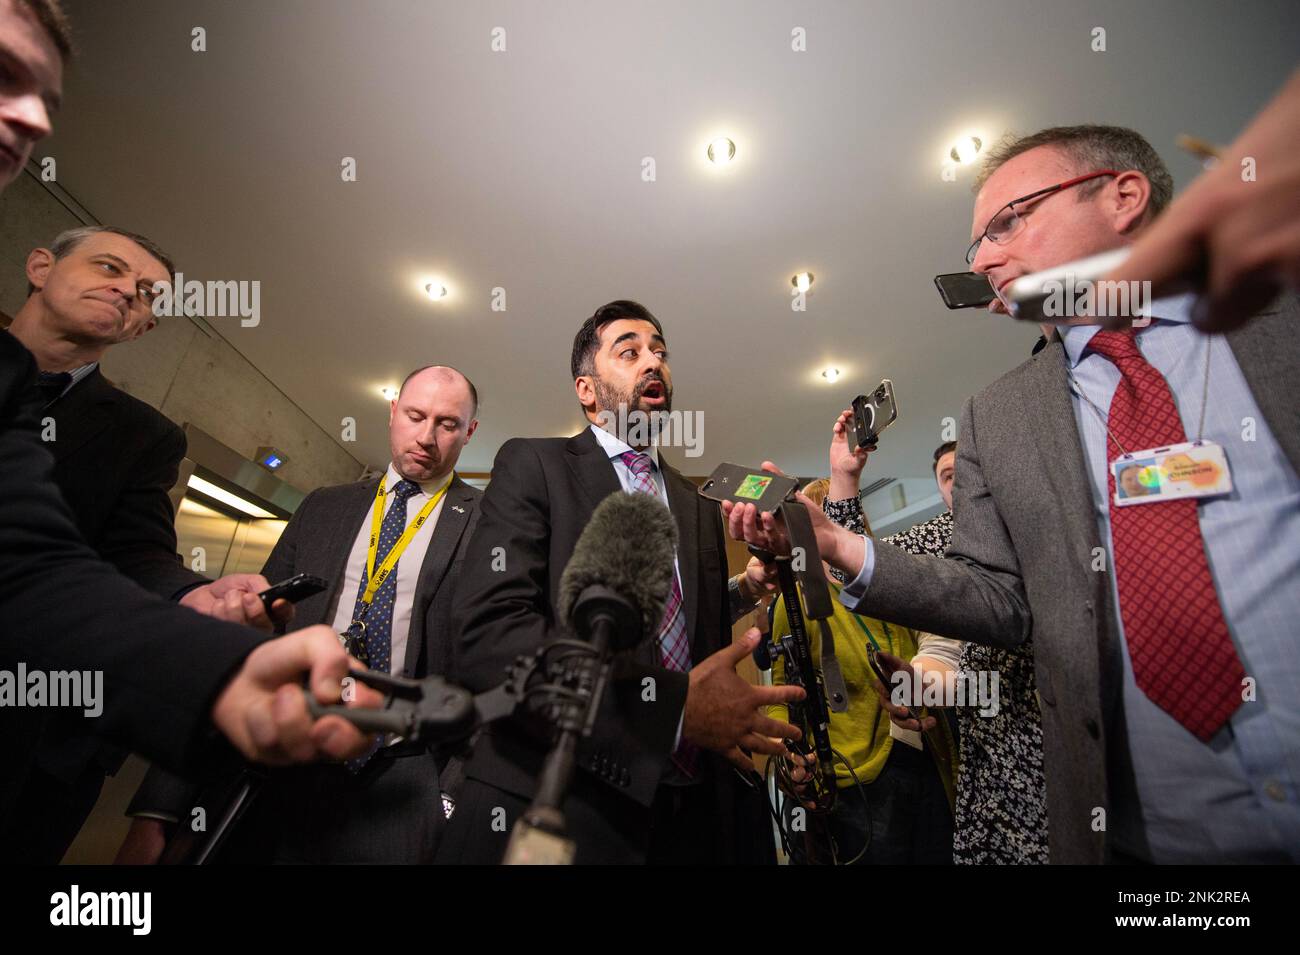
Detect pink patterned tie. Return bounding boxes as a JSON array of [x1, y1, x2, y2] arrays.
[[620, 451, 698, 776]]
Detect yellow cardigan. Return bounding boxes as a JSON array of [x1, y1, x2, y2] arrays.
[[769, 583, 957, 808]]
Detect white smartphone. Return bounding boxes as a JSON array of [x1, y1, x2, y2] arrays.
[[1004, 248, 1134, 323]]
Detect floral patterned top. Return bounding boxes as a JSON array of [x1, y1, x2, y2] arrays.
[[823, 497, 1050, 864]]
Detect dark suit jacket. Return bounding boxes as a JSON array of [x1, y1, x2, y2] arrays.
[[32, 365, 208, 791], [447, 428, 771, 864], [843, 299, 1300, 864], [46, 366, 205, 601], [134, 471, 483, 863], [261, 474, 482, 681], [0, 331, 265, 843]]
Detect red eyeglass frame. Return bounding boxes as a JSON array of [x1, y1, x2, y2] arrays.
[[966, 169, 1121, 265]]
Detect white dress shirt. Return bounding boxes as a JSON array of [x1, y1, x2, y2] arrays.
[[329, 463, 452, 676]]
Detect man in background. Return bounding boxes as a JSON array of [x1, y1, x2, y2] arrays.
[[120, 366, 483, 864]]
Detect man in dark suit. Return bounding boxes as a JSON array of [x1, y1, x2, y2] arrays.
[[3, 225, 290, 862], [0, 327, 378, 852], [438, 300, 802, 865], [726, 125, 1300, 864], [121, 365, 484, 864]]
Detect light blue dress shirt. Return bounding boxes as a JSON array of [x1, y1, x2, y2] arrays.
[[589, 422, 672, 508], [842, 297, 1300, 861]]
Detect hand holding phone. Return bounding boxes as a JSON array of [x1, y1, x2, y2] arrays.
[[699, 463, 799, 512], [257, 573, 328, 613], [866, 646, 927, 726], [845, 380, 898, 451]]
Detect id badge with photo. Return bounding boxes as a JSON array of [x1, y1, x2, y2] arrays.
[[1112, 440, 1233, 506]]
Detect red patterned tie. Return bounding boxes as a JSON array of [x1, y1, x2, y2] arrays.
[[1087, 329, 1245, 741]]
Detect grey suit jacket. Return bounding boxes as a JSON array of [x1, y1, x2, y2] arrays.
[[845, 299, 1299, 864]]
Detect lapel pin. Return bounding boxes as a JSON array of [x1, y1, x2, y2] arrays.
[[452, 505, 465, 513]]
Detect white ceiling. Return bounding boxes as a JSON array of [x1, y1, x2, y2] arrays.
[[42, 0, 1300, 484]]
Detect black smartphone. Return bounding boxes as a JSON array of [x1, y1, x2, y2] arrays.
[[934, 271, 995, 309], [257, 573, 327, 610], [866, 646, 925, 724], [846, 380, 898, 451], [698, 463, 799, 512]]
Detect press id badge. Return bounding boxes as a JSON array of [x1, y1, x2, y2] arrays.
[[1112, 440, 1233, 506]]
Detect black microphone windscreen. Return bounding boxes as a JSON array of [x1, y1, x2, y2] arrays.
[[557, 490, 678, 642]]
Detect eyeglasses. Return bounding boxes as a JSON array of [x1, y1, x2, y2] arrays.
[[965, 169, 1120, 266]]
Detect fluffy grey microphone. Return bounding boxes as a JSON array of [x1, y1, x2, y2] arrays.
[[557, 490, 678, 645]]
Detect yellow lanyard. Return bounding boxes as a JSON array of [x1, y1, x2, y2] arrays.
[[357, 473, 452, 615]]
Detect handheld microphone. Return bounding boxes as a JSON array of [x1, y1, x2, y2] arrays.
[[557, 488, 677, 648], [506, 489, 678, 864]]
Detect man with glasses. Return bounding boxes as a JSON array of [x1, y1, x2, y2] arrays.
[[964, 169, 1123, 270], [725, 124, 1300, 864]]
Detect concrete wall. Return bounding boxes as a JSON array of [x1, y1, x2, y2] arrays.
[[0, 169, 365, 492]]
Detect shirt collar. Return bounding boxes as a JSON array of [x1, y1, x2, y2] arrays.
[[67, 361, 99, 387], [36, 361, 97, 403], [588, 421, 658, 469], [385, 461, 453, 497], [1060, 292, 1197, 368]]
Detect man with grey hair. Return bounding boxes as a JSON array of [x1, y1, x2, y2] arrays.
[[4, 225, 296, 862], [0, 0, 382, 867], [726, 122, 1300, 864]]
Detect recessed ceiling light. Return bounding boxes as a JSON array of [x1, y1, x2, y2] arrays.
[[424, 282, 449, 300], [950, 135, 983, 164], [821, 367, 841, 383], [792, 272, 814, 293], [379, 385, 399, 401], [707, 137, 736, 165]]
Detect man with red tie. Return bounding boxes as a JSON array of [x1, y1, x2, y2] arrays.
[[725, 125, 1300, 864]]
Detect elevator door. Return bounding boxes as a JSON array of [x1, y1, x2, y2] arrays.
[[174, 497, 288, 578]]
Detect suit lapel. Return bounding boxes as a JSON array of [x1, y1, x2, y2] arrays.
[[1021, 340, 1131, 713], [402, 476, 477, 677], [314, 479, 380, 627], [1225, 298, 1300, 475], [1019, 340, 1100, 555], [48, 370, 116, 462], [564, 427, 623, 509], [659, 457, 703, 661], [1018, 341, 1120, 676], [565, 428, 706, 663]]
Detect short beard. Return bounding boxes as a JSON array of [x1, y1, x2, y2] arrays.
[[592, 374, 672, 417]]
